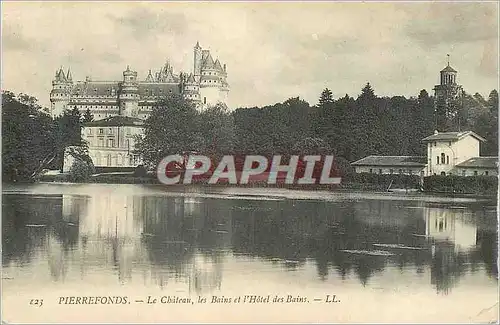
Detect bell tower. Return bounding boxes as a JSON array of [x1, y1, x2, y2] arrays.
[[433, 54, 463, 131]]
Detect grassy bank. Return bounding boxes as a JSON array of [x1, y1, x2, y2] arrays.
[[38, 172, 497, 196]]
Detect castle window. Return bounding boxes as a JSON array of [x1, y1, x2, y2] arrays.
[[378, 169, 382, 174], [448, 141, 451, 146], [440, 153, 445, 164], [436, 156, 439, 164], [485, 171, 489, 176], [474, 171, 478, 176], [369, 168, 373, 173], [108, 128, 113, 134], [462, 170, 466, 176], [204, 97, 207, 104], [99, 128, 104, 134], [446, 155, 449, 164]]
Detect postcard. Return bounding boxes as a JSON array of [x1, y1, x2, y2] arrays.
[[2, 1, 499, 323]]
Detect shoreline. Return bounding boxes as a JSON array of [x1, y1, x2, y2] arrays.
[[2, 181, 496, 203]]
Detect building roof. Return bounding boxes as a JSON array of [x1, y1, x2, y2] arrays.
[[441, 65, 457, 73], [351, 156, 427, 167], [202, 53, 215, 69], [214, 59, 223, 71], [455, 157, 498, 169], [137, 83, 181, 97], [84, 116, 144, 127], [421, 131, 486, 142], [72, 82, 119, 96]]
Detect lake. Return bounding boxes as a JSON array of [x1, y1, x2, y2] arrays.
[[2, 183, 498, 323]]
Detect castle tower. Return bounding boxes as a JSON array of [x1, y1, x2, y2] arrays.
[[197, 47, 230, 109], [49, 67, 73, 117], [194, 41, 202, 80], [433, 55, 464, 131], [119, 66, 140, 117], [183, 73, 201, 104]]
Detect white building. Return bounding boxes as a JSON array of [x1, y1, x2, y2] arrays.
[[63, 116, 145, 171], [422, 130, 491, 176], [351, 130, 498, 177]]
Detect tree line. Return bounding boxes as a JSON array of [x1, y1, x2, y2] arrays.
[[137, 84, 498, 168], [2, 84, 498, 182]]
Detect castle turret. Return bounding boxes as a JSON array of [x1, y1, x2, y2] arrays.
[[119, 66, 140, 117], [183, 73, 201, 103], [197, 47, 229, 109], [49, 66, 73, 117]]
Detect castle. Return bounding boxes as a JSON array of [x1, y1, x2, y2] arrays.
[[50, 42, 229, 119], [59, 42, 229, 171]]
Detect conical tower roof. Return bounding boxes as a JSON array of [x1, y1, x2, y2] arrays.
[[187, 73, 196, 83], [214, 59, 223, 71], [203, 53, 215, 69]]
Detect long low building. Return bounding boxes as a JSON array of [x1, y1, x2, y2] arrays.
[[351, 156, 427, 176], [453, 157, 498, 176]]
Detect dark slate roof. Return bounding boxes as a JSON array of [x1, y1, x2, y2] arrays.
[[421, 131, 486, 142], [72, 82, 119, 96], [70, 81, 181, 97], [84, 116, 144, 127], [137, 83, 181, 97], [455, 157, 498, 169], [441, 65, 457, 73], [351, 156, 427, 167]]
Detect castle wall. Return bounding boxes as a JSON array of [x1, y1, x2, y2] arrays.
[[199, 86, 223, 108]]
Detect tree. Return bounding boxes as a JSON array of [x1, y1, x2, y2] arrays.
[[53, 106, 84, 170], [352, 83, 382, 159], [198, 103, 236, 158], [292, 137, 332, 156], [409, 89, 435, 155], [2, 91, 57, 181], [318, 88, 334, 107], [68, 158, 95, 182], [83, 108, 94, 123], [311, 89, 334, 139], [135, 94, 202, 168], [487, 89, 498, 113]]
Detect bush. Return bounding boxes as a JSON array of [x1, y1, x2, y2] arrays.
[[423, 175, 497, 195], [133, 165, 148, 177], [344, 173, 421, 189], [68, 158, 95, 183]]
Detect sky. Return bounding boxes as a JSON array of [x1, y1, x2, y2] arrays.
[[2, 1, 499, 109]]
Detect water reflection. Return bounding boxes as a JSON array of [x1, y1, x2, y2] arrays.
[[2, 192, 497, 296]]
